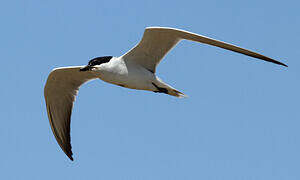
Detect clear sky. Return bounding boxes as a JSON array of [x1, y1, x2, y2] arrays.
[[1, 0, 299, 179]]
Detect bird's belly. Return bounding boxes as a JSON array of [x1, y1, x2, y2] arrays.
[[99, 68, 155, 91]]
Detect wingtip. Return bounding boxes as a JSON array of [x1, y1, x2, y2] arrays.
[[268, 58, 288, 67], [64, 147, 74, 161], [283, 63, 288, 67], [276, 60, 288, 67], [67, 154, 74, 161]]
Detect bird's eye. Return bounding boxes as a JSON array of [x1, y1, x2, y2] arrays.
[[89, 61, 95, 66]]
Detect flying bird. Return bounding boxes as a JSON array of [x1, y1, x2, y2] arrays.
[[44, 27, 287, 161]]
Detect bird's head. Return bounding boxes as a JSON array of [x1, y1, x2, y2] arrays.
[[80, 56, 113, 71]]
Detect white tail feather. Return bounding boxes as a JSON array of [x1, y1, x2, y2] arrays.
[[167, 88, 188, 98]]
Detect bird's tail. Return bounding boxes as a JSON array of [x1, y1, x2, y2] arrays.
[[152, 78, 188, 98], [163, 87, 187, 98]]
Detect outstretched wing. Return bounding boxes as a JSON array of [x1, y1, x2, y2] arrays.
[[121, 27, 287, 73], [44, 66, 98, 161]]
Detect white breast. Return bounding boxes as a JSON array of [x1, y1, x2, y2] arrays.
[[97, 57, 156, 90]]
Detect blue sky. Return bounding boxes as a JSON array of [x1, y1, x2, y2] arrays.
[[1, 0, 299, 179]]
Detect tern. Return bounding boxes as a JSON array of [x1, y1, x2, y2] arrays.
[[44, 27, 287, 161]]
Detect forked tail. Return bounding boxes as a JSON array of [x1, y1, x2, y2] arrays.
[[152, 82, 188, 98], [167, 88, 188, 98]]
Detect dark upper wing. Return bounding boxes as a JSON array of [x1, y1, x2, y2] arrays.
[[44, 66, 98, 160], [121, 27, 287, 73]]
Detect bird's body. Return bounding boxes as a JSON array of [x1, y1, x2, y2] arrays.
[[97, 57, 157, 91], [44, 27, 287, 161], [99, 57, 184, 96]]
